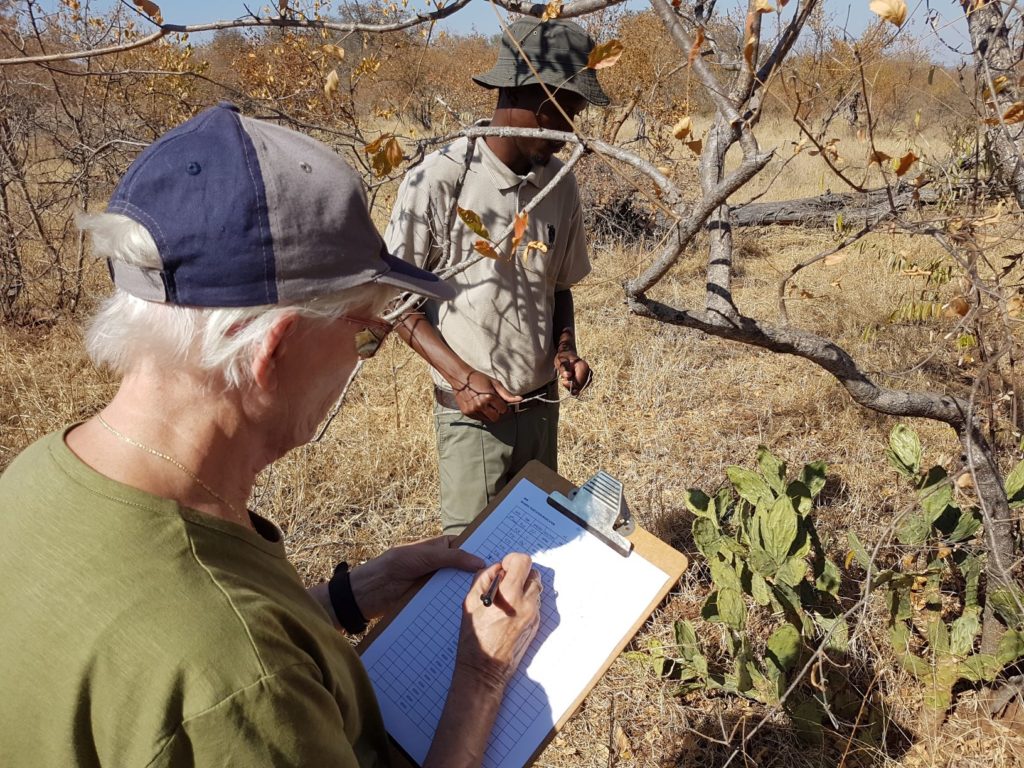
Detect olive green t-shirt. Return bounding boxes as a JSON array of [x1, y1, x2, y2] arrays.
[[0, 428, 390, 767]]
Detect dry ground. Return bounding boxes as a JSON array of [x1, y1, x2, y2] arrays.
[[3, 121, 1023, 767]]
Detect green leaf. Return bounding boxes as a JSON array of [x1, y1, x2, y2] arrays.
[[765, 624, 801, 676], [674, 620, 700, 662], [989, 587, 1024, 629], [692, 517, 722, 559], [890, 624, 930, 678], [926, 616, 950, 655], [788, 695, 825, 746], [947, 508, 982, 543], [997, 629, 1024, 666], [718, 588, 747, 631], [760, 494, 799, 564], [1005, 459, 1024, 506], [887, 424, 922, 478], [950, 611, 980, 657], [708, 555, 742, 593], [701, 591, 721, 623], [814, 612, 849, 653], [919, 483, 953, 526], [685, 488, 715, 519], [799, 461, 828, 498], [786, 480, 813, 517], [715, 488, 734, 520], [846, 531, 872, 569], [961, 554, 982, 611], [775, 555, 808, 587], [961, 653, 1002, 682], [750, 571, 772, 606], [773, 583, 813, 635], [897, 513, 931, 546], [918, 464, 947, 494], [727, 466, 774, 508], [814, 557, 841, 597], [756, 445, 787, 495]]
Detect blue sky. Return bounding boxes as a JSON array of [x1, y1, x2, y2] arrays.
[[116, 0, 970, 60]]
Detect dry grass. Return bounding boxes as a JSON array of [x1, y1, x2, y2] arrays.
[[3, 125, 1023, 767]]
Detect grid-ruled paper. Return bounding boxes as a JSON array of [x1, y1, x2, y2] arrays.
[[360, 479, 668, 767]]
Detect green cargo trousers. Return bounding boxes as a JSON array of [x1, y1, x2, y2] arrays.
[[433, 398, 559, 535]]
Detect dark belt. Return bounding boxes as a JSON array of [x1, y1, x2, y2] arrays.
[[434, 380, 557, 417]]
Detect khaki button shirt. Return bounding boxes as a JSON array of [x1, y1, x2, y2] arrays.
[[384, 134, 591, 396]]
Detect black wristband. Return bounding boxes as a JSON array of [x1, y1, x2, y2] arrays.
[[327, 561, 369, 635]]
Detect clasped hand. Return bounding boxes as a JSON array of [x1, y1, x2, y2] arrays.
[[553, 350, 591, 396], [454, 370, 521, 423]]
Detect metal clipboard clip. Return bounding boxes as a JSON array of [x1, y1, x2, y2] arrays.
[[547, 471, 635, 557]]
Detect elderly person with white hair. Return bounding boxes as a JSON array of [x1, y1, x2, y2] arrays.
[[0, 103, 542, 768]]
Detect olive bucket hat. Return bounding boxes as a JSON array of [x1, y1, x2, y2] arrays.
[[472, 17, 610, 106]]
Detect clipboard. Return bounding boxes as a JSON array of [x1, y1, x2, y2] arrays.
[[357, 460, 688, 768]]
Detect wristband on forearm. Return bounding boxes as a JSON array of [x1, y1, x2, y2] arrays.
[[328, 561, 369, 634]]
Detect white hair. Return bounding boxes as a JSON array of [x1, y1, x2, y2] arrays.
[[80, 213, 394, 388]]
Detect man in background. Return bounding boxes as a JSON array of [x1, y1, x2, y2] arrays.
[[385, 17, 609, 535]]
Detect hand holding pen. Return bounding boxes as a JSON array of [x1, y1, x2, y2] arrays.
[[452, 554, 544, 694]]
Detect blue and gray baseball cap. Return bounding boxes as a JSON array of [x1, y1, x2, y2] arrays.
[[106, 102, 454, 307]]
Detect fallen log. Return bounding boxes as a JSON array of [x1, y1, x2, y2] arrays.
[[729, 181, 1006, 228]]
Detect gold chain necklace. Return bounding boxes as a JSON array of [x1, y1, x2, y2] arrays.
[[96, 414, 244, 522]]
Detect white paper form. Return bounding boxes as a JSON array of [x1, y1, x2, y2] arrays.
[[360, 479, 669, 768]]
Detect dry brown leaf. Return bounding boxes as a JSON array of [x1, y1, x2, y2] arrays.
[[512, 211, 528, 251], [685, 138, 703, 155], [742, 12, 757, 71], [672, 116, 692, 140], [869, 0, 907, 26], [823, 252, 848, 266], [135, 0, 160, 17], [943, 296, 970, 317], [955, 472, 974, 489], [791, 138, 808, 155], [383, 137, 403, 173], [364, 135, 387, 154], [982, 75, 1008, 100], [689, 27, 705, 66], [364, 135, 402, 177], [902, 267, 933, 278], [473, 240, 499, 259], [1002, 102, 1024, 124], [458, 207, 490, 240], [324, 69, 339, 98], [868, 150, 891, 166], [755, 0, 775, 12], [322, 44, 345, 60], [278, 0, 287, 13], [541, 0, 563, 20], [523, 240, 548, 262], [613, 724, 634, 760], [587, 40, 624, 70], [1008, 295, 1024, 318], [893, 151, 918, 176]]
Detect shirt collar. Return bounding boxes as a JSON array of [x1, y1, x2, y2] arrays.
[[474, 120, 556, 191]]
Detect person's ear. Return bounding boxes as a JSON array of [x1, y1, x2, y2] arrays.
[[250, 313, 300, 392]]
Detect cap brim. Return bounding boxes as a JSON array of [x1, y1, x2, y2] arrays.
[[374, 250, 456, 301], [471, 69, 610, 106]]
